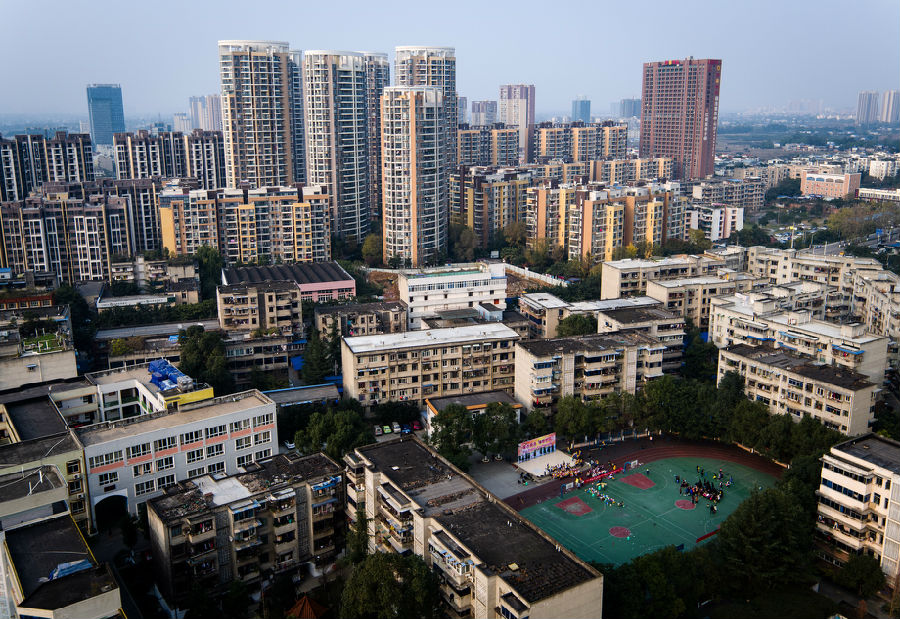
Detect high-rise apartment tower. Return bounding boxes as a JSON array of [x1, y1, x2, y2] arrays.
[[499, 85, 536, 162], [86, 84, 125, 146], [361, 52, 390, 222]]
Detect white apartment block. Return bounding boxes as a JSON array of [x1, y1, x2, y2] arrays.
[[685, 204, 743, 242], [398, 262, 507, 329], [646, 273, 763, 328], [599, 254, 726, 300], [867, 159, 898, 180], [816, 434, 900, 579], [79, 389, 278, 522], [859, 188, 900, 203], [341, 323, 519, 407], [718, 344, 875, 436], [709, 292, 889, 385]]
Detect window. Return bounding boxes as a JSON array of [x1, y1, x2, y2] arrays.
[[187, 467, 204, 478], [70, 499, 85, 514], [181, 430, 203, 445], [156, 456, 174, 471], [236, 436, 252, 450], [127, 443, 151, 459], [88, 451, 123, 469], [237, 454, 253, 468], [254, 431, 271, 445], [207, 461, 225, 475], [255, 449, 271, 461], [154, 436, 177, 452], [68, 479, 82, 494], [253, 413, 273, 427], [206, 425, 227, 439], [135, 480, 155, 496], [186, 449, 204, 464], [66, 460, 81, 475], [230, 419, 251, 433], [158, 474, 176, 490], [98, 471, 119, 485], [133, 463, 153, 477], [207, 444, 224, 458]]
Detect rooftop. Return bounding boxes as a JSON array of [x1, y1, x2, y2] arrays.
[[724, 344, 873, 390], [223, 262, 354, 287], [601, 306, 682, 325], [426, 390, 521, 413], [0, 433, 81, 468], [95, 319, 220, 340], [833, 434, 900, 475], [218, 279, 301, 294], [518, 332, 660, 357], [262, 384, 340, 407], [649, 275, 734, 288], [3, 396, 66, 440], [343, 323, 519, 354], [568, 297, 662, 312], [0, 465, 63, 504], [314, 301, 407, 316], [603, 255, 715, 270], [357, 438, 597, 603]]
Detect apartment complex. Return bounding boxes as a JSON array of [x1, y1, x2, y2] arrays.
[[646, 273, 763, 327], [471, 100, 497, 126], [0, 131, 94, 202], [456, 124, 520, 167], [499, 84, 535, 161], [589, 157, 673, 184], [314, 301, 407, 338], [800, 170, 861, 199], [531, 121, 627, 163], [691, 177, 764, 211], [222, 262, 356, 303], [190, 93, 223, 131], [600, 254, 726, 299], [218, 40, 304, 187], [0, 305, 77, 389], [348, 438, 603, 617], [341, 323, 519, 407], [518, 292, 662, 338], [149, 452, 343, 605], [398, 262, 507, 328], [113, 130, 226, 190], [857, 91, 881, 125], [718, 344, 875, 436], [216, 280, 303, 337], [515, 332, 665, 410], [685, 204, 744, 241], [86, 84, 125, 146], [361, 52, 390, 221], [595, 306, 686, 372], [640, 58, 722, 179], [381, 86, 448, 267], [881, 90, 900, 124], [450, 166, 534, 248]]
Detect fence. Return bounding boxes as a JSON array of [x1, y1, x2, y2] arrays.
[[502, 263, 569, 288]]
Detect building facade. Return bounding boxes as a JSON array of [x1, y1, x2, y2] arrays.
[[456, 124, 520, 167], [498, 84, 535, 161], [86, 84, 125, 146], [471, 100, 497, 126], [599, 254, 726, 299], [800, 171, 861, 199], [397, 262, 507, 329], [691, 177, 764, 211], [450, 166, 534, 247], [216, 280, 303, 337], [314, 301, 407, 338], [0, 132, 95, 202], [685, 204, 744, 241], [113, 130, 226, 190], [857, 91, 881, 125]]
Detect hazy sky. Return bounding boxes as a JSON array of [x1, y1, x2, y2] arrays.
[[2, 0, 898, 117]]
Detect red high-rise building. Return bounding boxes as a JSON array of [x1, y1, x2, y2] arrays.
[[639, 58, 721, 180]]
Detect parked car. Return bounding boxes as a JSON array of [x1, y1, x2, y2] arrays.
[[412, 420, 422, 431], [374, 425, 383, 436], [283, 440, 295, 450], [401, 424, 412, 434], [392, 421, 401, 433], [383, 425, 392, 434]]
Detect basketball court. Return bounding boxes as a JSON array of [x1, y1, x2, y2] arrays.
[[520, 456, 775, 565]]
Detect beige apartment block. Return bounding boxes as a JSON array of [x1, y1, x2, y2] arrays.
[[314, 301, 407, 338], [341, 324, 519, 408], [600, 254, 726, 300], [347, 438, 603, 618], [718, 344, 875, 436], [596, 306, 685, 372], [746, 247, 882, 296], [517, 292, 662, 339], [646, 273, 763, 328], [217, 280, 303, 337]]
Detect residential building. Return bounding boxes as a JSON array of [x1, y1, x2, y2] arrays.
[[148, 452, 343, 606], [218, 40, 304, 188], [800, 171, 861, 199], [381, 86, 448, 267], [531, 121, 627, 163], [216, 280, 303, 337], [709, 292, 889, 384], [172, 113, 192, 133], [646, 273, 763, 328], [1, 514, 122, 618], [640, 58, 722, 179], [395, 46, 457, 170], [589, 157, 673, 184], [718, 344, 875, 436], [857, 91, 881, 125], [499, 84, 535, 161], [314, 301, 407, 338], [79, 389, 278, 522], [572, 96, 591, 123], [458, 96, 467, 123], [518, 292, 662, 339], [859, 188, 900, 203], [471, 100, 497, 126], [222, 262, 355, 303], [815, 434, 900, 578], [113, 130, 226, 190], [881, 90, 900, 124], [450, 166, 534, 247], [341, 323, 519, 407], [303, 51, 370, 243], [685, 204, 744, 241], [456, 124, 520, 167], [86, 84, 125, 146], [423, 390, 523, 435], [515, 332, 665, 410], [189, 94, 223, 131], [361, 52, 390, 222], [595, 306, 686, 372], [867, 158, 898, 181], [348, 438, 603, 617], [691, 177, 764, 211], [524, 160, 589, 184], [109, 254, 197, 289], [0, 131, 95, 202], [397, 262, 507, 329], [620, 98, 641, 118], [158, 186, 220, 256], [0, 305, 77, 389], [600, 254, 727, 299]]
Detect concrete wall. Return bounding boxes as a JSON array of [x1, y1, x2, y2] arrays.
[[0, 350, 77, 390]]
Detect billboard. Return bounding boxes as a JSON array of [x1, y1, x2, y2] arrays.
[[518, 433, 556, 458]]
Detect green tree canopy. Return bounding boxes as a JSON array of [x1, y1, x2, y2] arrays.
[[556, 313, 598, 337], [294, 407, 374, 461], [836, 553, 886, 598], [521, 409, 549, 439], [472, 402, 519, 458], [429, 403, 473, 471], [302, 328, 331, 385], [196, 245, 223, 300], [362, 233, 382, 266], [178, 326, 234, 395], [341, 552, 442, 619]]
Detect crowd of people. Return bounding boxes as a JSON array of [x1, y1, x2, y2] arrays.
[[546, 461, 581, 478], [586, 484, 625, 507], [676, 466, 734, 513]]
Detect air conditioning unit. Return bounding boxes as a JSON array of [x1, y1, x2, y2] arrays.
[[74, 493, 84, 500], [74, 474, 82, 480]]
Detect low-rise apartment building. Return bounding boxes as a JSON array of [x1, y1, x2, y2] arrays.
[[746, 247, 882, 295], [148, 452, 343, 606], [859, 187, 900, 203], [216, 280, 303, 337], [314, 301, 407, 338], [596, 306, 685, 373], [600, 254, 725, 300], [800, 170, 861, 199], [515, 332, 665, 410], [685, 203, 744, 242], [815, 434, 900, 579], [398, 262, 507, 329], [690, 177, 764, 211], [646, 273, 763, 328], [518, 292, 661, 339], [709, 293, 889, 385], [718, 344, 875, 435], [222, 262, 356, 304], [349, 438, 604, 618], [341, 324, 519, 407]]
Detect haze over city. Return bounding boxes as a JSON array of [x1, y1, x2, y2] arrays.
[[2, 0, 898, 117]]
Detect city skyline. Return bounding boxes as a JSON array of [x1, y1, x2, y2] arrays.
[[2, 0, 898, 117]]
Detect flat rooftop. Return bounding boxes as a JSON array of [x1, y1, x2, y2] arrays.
[[833, 434, 900, 475], [343, 323, 519, 354], [223, 262, 354, 286], [725, 344, 873, 390], [357, 438, 597, 603], [4, 396, 67, 440], [0, 433, 81, 468], [603, 256, 706, 270], [218, 279, 301, 294], [263, 384, 340, 407], [0, 465, 63, 504], [601, 306, 682, 324], [568, 297, 661, 312], [314, 301, 406, 316], [95, 319, 220, 340], [519, 292, 569, 310], [426, 390, 521, 412], [518, 332, 659, 357], [77, 390, 272, 447], [649, 275, 732, 288]]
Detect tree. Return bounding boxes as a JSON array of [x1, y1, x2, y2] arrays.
[[688, 228, 713, 250], [294, 407, 374, 461], [184, 584, 219, 619], [222, 581, 252, 619], [449, 224, 477, 262], [503, 221, 527, 247], [837, 553, 886, 598], [327, 321, 342, 372], [196, 245, 223, 300], [347, 507, 370, 564], [471, 402, 519, 459], [555, 396, 591, 446], [179, 326, 234, 395], [524, 239, 551, 271], [362, 233, 382, 266], [681, 319, 718, 381], [765, 177, 802, 202], [556, 313, 598, 337], [341, 552, 442, 619], [429, 404, 473, 471], [302, 329, 331, 385], [522, 409, 549, 438]]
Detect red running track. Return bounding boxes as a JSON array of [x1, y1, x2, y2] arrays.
[[504, 436, 783, 512]]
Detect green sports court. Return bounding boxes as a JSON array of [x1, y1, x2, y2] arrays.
[[520, 456, 776, 565]]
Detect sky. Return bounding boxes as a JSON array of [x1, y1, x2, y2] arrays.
[[2, 0, 898, 117]]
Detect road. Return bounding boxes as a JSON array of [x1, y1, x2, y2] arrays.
[[800, 227, 900, 256], [95, 319, 220, 340]]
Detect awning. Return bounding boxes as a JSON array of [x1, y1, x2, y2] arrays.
[[833, 345, 863, 355]]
